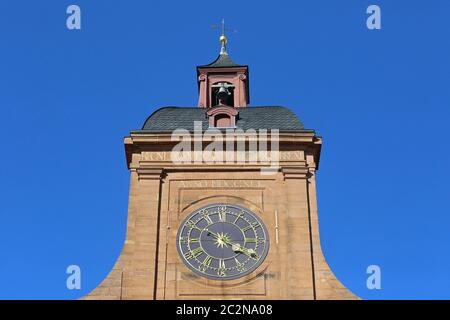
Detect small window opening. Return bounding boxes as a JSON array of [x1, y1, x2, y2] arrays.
[[214, 114, 232, 127]]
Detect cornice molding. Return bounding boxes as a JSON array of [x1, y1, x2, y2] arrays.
[[281, 166, 309, 180], [136, 168, 164, 180]]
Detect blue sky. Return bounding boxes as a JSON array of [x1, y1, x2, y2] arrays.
[[1, 0, 449, 299]]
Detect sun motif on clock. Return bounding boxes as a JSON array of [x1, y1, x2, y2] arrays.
[[176, 204, 270, 280]]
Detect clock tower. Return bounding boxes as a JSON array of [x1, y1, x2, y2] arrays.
[[84, 31, 357, 300]]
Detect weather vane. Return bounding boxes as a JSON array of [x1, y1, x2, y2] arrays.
[[211, 18, 238, 54]]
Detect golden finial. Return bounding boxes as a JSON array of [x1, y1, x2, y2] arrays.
[[211, 18, 237, 55], [220, 19, 227, 49]]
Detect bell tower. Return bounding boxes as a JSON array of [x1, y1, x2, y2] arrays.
[[83, 26, 358, 300], [197, 21, 249, 108]]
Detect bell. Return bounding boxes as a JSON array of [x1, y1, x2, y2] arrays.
[[217, 84, 230, 101]]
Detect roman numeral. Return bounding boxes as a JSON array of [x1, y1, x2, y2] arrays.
[[218, 259, 226, 277], [200, 209, 213, 224], [184, 247, 203, 260], [245, 237, 266, 244], [234, 211, 244, 223], [187, 220, 202, 231], [242, 222, 260, 232], [235, 258, 246, 272], [219, 210, 226, 222], [199, 255, 213, 272], [179, 236, 188, 245], [203, 215, 213, 224], [218, 206, 227, 222]]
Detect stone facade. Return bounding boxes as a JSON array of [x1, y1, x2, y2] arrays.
[[82, 132, 358, 300]]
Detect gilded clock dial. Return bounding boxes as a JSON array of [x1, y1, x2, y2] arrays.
[[176, 204, 270, 280]]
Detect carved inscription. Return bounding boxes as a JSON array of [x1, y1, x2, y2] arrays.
[[178, 180, 262, 188], [142, 151, 303, 162]]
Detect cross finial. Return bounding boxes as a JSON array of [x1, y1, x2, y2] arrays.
[[212, 19, 237, 55], [219, 19, 227, 54]]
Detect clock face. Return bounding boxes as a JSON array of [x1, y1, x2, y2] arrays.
[[176, 204, 269, 280]]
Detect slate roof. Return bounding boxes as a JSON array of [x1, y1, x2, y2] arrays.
[[137, 106, 307, 132], [197, 53, 245, 68]]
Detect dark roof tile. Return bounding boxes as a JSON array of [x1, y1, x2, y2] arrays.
[[197, 53, 245, 68], [138, 106, 306, 132]]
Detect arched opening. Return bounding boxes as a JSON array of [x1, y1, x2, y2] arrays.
[[214, 114, 232, 127], [207, 105, 238, 128], [211, 82, 235, 107]]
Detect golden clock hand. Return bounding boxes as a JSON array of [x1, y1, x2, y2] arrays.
[[227, 241, 258, 259], [205, 230, 254, 256], [234, 245, 255, 258]]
